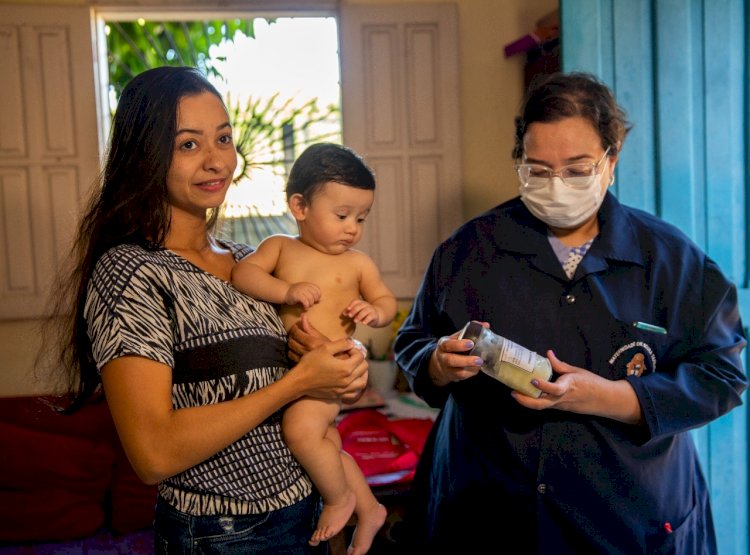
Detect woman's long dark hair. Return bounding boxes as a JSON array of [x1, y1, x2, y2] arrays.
[[40, 67, 225, 412]]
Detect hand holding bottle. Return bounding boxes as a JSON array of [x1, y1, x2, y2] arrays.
[[428, 325, 487, 387], [511, 351, 644, 424]]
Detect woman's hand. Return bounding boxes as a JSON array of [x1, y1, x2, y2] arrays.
[[292, 337, 369, 403], [511, 350, 644, 425], [428, 329, 484, 387], [287, 313, 327, 362]]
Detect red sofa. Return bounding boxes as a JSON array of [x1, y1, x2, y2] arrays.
[[0, 395, 157, 553]]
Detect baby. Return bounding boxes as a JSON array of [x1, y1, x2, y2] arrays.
[[232, 143, 396, 554]]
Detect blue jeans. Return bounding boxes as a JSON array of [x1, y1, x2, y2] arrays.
[[154, 494, 327, 554]]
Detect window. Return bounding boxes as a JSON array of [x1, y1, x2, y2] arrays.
[[101, 14, 342, 245], [0, 3, 460, 319]]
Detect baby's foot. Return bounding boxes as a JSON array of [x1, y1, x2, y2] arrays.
[[308, 491, 356, 546], [346, 503, 387, 555]]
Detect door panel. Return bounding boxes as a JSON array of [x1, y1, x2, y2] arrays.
[[339, 3, 463, 298], [0, 5, 99, 319]]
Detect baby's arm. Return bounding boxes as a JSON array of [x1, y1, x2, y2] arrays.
[[343, 253, 398, 328], [232, 236, 321, 308]]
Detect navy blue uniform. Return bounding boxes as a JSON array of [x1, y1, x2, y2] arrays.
[[394, 193, 747, 554]]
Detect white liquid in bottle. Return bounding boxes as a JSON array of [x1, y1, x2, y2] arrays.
[[458, 320, 552, 398]]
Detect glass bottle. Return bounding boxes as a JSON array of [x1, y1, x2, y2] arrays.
[[458, 320, 552, 398]]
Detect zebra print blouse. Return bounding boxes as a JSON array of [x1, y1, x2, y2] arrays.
[[85, 241, 312, 516]]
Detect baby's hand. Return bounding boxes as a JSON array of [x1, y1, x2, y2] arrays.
[[286, 283, 321, 309], [344, 299, 379, 326]]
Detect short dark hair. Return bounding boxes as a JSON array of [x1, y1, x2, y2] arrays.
[[286, 142, 375, 201], [513, 71, 631, 159]]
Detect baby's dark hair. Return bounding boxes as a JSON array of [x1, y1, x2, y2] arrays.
[[513, 71, 632, 159], [286, 142, 375, 201]]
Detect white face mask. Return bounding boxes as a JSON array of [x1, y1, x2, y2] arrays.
[[519, 174, 605, 229]]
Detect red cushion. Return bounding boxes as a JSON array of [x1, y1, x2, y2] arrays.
[[0, 395, 115, 440], [0, 488, 107, 543], [0, 395, 158, 541], [109, 442, 157, 534], [0, 421, 114, 542]]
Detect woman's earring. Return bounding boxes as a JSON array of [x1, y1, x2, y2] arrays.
[[609, 174, 616, 186]]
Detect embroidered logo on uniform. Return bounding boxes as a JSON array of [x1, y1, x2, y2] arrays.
[[609, 341, 657, 376], [626, 353, 646, 376]]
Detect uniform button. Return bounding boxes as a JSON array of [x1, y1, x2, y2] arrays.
[[537, 483, 547, 494], [565, 294, 576, 304]]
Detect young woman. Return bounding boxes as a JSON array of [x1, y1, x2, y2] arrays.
[[46, 66, 368, 553]]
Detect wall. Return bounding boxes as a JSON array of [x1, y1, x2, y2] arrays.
[[0, 0, 558, 395]]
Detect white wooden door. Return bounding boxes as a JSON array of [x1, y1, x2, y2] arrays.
[[339, 3, 463, 299], [0, 4, 100, 318]]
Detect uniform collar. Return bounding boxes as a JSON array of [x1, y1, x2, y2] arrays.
[[592, 192, 644, 266]]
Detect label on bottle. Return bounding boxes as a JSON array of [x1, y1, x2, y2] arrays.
[[499, 337, 537, 373]]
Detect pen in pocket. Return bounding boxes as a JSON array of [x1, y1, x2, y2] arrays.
[[632, 321, 667, 335]]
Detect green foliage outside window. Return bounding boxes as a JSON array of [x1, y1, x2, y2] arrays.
[[106, 19, 254, 97]]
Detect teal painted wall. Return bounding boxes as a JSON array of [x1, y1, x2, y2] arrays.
[[561, 1, 748, 553]]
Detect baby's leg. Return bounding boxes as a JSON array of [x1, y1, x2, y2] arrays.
[[341, 450, 387, 555], [282, 398, 355, 546]]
